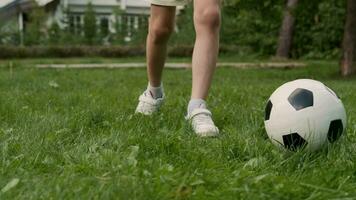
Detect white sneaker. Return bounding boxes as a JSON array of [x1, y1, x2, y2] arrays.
[[135, 91, 164, 115], [186, 108, 219, 137]]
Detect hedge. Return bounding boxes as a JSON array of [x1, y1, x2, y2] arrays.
[[0, 45, 239, 59]]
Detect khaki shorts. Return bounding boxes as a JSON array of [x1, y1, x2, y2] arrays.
[[150, 0, 189, 6]]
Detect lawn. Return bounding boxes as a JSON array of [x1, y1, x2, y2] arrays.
[[0, 60, 355, 199]]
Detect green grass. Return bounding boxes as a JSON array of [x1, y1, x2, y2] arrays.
[[0, 60, 355, 199]]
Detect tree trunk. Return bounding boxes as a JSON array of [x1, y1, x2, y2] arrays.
[[276, 0, 299, 59], [341, 0, 356, 76]]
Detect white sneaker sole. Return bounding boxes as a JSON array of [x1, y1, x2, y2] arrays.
[[196, 129, 220, 137]]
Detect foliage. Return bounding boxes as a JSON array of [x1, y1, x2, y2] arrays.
[[218, 0, 347, 58], [171, 5, 195, 45], [111, 8, 129, 45], [221, 0, 284, 56], [48, 22, 61, 45], [0, 30, 19, 46], [0, 19, 20, 45], [0, 45, 220, 58], [24, 1, 47, 46], [292, 0, 347, 59], [83, 2, 97, 45], [129, 16, 149, 45], [0, 46, 145, 58]]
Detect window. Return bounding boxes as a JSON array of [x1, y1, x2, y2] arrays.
[[100, 17, 109, 36], [69, 14, 82, 34], [69, 15, 75, 33]]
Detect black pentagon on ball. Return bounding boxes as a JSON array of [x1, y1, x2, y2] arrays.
[[327, 119, 344, 143], [288, 88, 314, 111], [265, 100, 273, 121], [282, 133, 308, 150]]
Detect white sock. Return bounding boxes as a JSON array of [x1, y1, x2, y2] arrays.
[[146, 83, 163, 99], [188, 99, 207, 115]]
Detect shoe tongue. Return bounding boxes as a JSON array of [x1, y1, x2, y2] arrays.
[[145, 90, 162, 99]]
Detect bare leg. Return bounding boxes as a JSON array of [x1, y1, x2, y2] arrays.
[[146, 5, 176, 87], [191, 0, 221, 99], [135, 5, 176, 115]]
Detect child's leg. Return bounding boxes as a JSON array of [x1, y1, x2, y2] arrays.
[[186, 0, 221, 137], [146, 5, 176, 87], [191, 0, 221, 99], [135, 5, 176, 115]]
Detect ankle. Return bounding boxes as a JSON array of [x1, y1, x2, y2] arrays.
[[147, 82, 164, 99], [188, 99, 207, 115]]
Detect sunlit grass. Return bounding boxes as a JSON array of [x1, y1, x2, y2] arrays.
[[0, 60, 355, 199]]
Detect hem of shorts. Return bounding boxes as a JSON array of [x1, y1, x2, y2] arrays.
[[150, 0, 187, 6]]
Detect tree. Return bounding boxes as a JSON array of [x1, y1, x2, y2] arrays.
[[171, 4, 194, 45], [48, 22, 61, 45], [340, 0, 356, 76], [276, 0, 299, 58], [25, 1, 46, 45], [83, 2, 97, 45], [220, 0, 284, 56], [130, 16, 149, 45]]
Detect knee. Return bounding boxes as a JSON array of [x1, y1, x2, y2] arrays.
[[149, 22, 174, 44], [194, 7, 221, 31]]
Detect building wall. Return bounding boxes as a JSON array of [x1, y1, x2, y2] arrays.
[[51, 0, 150, 37], [68, 0, 119, 6]]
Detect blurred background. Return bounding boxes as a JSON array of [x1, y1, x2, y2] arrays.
[[0, 0, 355, 75]]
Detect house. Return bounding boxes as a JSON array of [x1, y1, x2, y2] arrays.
[[0, 0, 153, 44]]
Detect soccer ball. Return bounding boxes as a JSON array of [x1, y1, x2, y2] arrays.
[[264, 79, 347, 151]]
